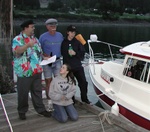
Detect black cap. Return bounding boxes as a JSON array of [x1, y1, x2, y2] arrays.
[[67, 25, 76, 32], [20, 20, 35, 29]]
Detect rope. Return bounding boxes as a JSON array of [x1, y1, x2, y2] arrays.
[[79, 110, 113, 132], [0, 94, 13, 132], [93, 111, 113, 132], [98, 111, 113, 125]]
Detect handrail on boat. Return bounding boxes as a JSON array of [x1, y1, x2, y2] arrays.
[[87, 40, 96, 74], [88, 39, 122, 60], [87, 39, 122, 75]]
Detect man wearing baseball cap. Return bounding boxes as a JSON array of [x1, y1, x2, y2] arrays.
[[39, 18, 64, 109]]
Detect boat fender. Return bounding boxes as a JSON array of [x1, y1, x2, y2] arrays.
[[90, 34, 98, 42], [110, 77, 114, 82], [111, 102, 119, 116]]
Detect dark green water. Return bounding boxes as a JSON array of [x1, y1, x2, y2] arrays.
[[14, 23, 150, 53]]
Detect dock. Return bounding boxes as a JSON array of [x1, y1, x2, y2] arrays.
[[0, 93, 149, 132]]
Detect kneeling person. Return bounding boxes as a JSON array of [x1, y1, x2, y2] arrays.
[[49, 64, 78, 122]]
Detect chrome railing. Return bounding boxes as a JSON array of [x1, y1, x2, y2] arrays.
[[87, 36, 122, 74]]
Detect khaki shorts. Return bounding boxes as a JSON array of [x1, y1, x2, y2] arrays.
[[42, 59, 61, 78]]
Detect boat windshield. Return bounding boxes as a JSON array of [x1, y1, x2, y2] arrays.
[[123, 58, 150, 83]]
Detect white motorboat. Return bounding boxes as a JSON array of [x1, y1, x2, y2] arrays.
[[88, 35, 150, 131]]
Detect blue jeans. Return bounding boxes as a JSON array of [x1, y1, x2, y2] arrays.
[[52, 104, 78, 123]]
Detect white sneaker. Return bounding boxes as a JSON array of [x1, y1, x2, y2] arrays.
[[42, 90, 47, 99], [47, 100, 54, 111]]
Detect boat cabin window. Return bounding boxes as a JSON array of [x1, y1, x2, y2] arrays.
[[123, 58, 150, 83]]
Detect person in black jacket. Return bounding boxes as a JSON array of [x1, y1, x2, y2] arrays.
[[61, 25, 91, 104]]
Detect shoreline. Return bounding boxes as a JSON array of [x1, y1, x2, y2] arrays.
[[13, 18, 150, 26]]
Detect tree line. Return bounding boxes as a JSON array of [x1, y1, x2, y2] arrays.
[[14, 0, 150, 15]]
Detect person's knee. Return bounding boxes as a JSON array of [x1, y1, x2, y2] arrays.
[[71, 115, 78, 121], [59, 116, 68, 123]]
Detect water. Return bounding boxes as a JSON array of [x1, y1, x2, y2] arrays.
[[75, 63, 99, 105], [14, 22, 150, 47]]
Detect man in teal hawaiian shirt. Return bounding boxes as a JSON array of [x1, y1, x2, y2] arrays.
[[12, 20, 51, 120]]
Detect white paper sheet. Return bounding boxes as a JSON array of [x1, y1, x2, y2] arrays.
[[40, 55, 56, 65]]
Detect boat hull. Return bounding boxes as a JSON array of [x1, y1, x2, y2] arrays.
[[93, 84, 150, 131], [87, 39, 150, 131]]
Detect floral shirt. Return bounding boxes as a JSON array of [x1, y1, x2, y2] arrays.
[[12, 33, 43, 77]]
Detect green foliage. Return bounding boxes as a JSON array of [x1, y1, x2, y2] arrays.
[[13, 0, 150, 22], [13, 8, 150, 22], [0, 65, 15, 94], [0, 43, 15, 94], [120, 13, 150, 22], [13, 0, 150, 15], [13, 9, 102, 21], [102, 11, 120, 20], [48, 0, 63, 11], [14, 0, 40, 9]]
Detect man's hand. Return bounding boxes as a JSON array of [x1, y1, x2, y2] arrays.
[[43, 53, 51, 60], [15, 38, 36, 54], [26, 38, 36, 48]]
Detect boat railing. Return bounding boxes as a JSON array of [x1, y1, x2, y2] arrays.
[[87, 37, 122, 74], [87, 40, 122, 61], [87, 40, 96, 74]]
